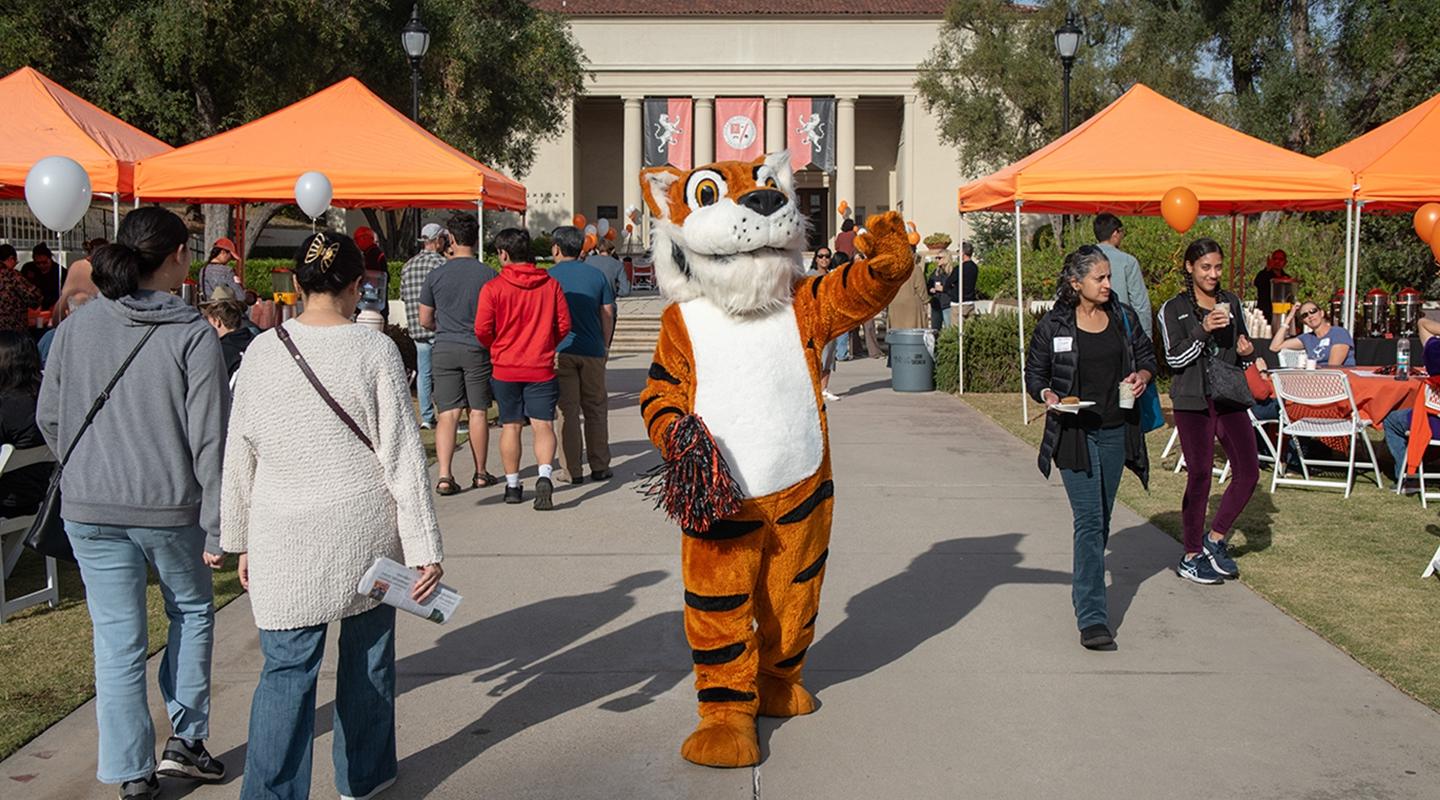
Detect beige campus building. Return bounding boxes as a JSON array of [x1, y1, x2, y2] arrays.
[[527, 1, 966, 250]]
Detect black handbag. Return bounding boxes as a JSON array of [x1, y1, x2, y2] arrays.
[[23, 326, 158, 562], [1205, 354, 1255, 410]]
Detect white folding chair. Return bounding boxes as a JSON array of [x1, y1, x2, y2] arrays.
[[0, 443, 60, 622], [1269, 369, 1385, 498], [1424, 542, 1440, 579], [1395, 384, 1440, 507]]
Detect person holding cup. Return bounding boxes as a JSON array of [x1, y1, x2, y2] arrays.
[[1269, 300, 1356, 367], [1025, 245, 1156, 650], [1157, 238, 1258, 586]]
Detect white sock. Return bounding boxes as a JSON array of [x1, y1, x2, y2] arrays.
[[538, 464, 554, 480], [506, 473, 520, 488]]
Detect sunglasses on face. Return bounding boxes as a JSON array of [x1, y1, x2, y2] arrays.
[[817, 254, 832, 260], [1301, 308, 1321, 319]]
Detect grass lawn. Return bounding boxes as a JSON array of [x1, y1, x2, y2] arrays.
[[0, 427, 465, 760], [961, 392, 1440, 712]]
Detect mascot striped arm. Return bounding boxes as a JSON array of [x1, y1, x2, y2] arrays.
[[637, 151, 915, 768]]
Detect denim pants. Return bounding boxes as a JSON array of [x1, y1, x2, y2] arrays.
[[415, 340, 436, 426], [1382, 408, 1436, 481], [834, 330, 851, 360], [1058, 426, 1126, 630], [66, 521, 214, 784], [241, 604, 397, 800]]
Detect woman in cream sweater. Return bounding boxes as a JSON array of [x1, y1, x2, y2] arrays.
[[221, 232, 444, 800]]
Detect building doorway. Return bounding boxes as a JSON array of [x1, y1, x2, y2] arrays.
[[796, 187, 829, 250]]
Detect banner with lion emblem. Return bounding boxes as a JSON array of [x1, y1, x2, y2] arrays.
[[787, 97, 836, 172], [643, 97, 693, 170]]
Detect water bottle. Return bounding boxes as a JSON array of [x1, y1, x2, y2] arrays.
[[1396, 337, 1410, 381]]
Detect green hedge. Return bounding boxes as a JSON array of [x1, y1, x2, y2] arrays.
[[934, 311, 1043, 393], [189, 254, 503, 300]]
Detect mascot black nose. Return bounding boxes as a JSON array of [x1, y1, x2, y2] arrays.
[[738, 189, 787, 217]]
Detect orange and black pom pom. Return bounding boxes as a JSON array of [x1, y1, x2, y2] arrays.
[[638, 414, 743, 532]]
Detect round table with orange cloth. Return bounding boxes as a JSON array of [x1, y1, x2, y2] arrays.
[[1280, 367, 1425, 454]]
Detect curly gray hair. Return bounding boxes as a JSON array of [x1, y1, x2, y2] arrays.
[[1055, 244, 1111, 307]]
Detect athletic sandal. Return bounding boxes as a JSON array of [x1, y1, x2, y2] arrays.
[[472, 471, 501, 489], [435, 477, 461, 496]]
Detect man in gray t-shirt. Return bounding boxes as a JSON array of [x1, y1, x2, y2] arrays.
[[419, 212, 498, 494], [584, 241, 630, 298]]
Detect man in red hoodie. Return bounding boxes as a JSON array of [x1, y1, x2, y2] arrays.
[[475, 228, 572, 510]]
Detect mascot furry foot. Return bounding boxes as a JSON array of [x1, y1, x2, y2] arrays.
[[638, 151, 915, 768], [680, 710, 761, 768]]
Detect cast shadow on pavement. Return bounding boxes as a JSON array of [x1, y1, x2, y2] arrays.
[[209, 571, 670, 795], [392, 610, 687, 797]]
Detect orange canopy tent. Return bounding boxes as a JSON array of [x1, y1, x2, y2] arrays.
[[1319, 93, 1440, 330], [958, 84, 1353, 215], [133, 77, 525, 212], [0, 66, 171, 201], [955, 84, 1355, 422]]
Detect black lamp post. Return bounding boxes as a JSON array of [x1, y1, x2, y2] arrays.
[[401, 3, 431, 123], [1054, 12, 1082, 135]]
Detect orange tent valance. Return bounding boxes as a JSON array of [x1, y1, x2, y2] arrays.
[[1319, 92, 1440, 212], [0, 67, 172, 199], [958, 84, 1354, 215], [134, 78, 525, 212]]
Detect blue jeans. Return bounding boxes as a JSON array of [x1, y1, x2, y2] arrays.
[[241, 604, 397, 800], [66, 521, 214, 784], [415, 340, 435, 426], [1384, 408, 1428, 481], [1058, 426, 1125, 630], [834, 331, 851, 360]]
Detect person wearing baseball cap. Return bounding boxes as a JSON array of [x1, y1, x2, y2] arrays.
[[200, 237, 243, 300], [402, 223, 450, 428]]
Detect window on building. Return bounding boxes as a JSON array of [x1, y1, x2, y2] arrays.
[[596, 205, 618, 222]]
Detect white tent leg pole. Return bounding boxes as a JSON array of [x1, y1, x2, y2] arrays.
[[1014, 200, 1027, 424], [476, 199, 484, 255], [957, 212, 965, 395], [1336, 202, 1347, 333], [111, 193, 120, 238], [1352, 202, 1364, 331], [133, 195, 140, 210]]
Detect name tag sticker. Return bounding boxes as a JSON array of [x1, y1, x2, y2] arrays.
[[1053, 336, 1074, 353]]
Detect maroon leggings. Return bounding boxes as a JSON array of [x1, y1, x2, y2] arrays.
[[1174, 400, 1260, 553]]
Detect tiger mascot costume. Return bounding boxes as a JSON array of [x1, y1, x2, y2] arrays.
[[638, 151, 915, 768]]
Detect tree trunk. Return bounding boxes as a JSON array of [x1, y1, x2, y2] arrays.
[[1286, 0, 1316, 150], [360, 208, 419, 260], [202, 204, 230, 258], [241, 203, 286, 256]]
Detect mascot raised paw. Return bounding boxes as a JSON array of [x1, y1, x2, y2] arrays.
[[637, 151, 915, 768]]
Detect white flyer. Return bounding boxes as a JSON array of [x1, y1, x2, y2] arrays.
[[356, 557, 462, 624]]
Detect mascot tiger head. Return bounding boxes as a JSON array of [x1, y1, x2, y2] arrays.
[[639, 151, 807, 316]]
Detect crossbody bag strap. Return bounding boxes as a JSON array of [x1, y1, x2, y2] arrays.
[[275, 324, 375, 452], [59, 325, 159, 468]]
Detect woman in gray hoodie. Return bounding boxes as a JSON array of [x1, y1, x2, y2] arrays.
[[38, 207, 230, 800]]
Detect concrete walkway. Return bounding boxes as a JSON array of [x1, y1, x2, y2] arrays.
[[6, 355, 1438, 799]]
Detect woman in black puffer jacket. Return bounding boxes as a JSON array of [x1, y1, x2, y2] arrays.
[[1025, 245, 1155, 651]]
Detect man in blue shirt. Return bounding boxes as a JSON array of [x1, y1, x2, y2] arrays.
[[548, 225, 616, 484], [1093, 213, 1152, 338]]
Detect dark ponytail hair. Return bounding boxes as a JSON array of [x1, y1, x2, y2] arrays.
[[293, 232, 364, 296], [1181, 237, 1224, 309], [0, 331, 41, 395], [91, 207, 189, 299], [1055, 244, 1110, 307]]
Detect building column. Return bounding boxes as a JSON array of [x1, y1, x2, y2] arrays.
[[623, 96, 642, 227], [836, 95, 857, 235], [766, 96, 786, 153], [694, 96, 715, 165], [902, 94, 917, 221]]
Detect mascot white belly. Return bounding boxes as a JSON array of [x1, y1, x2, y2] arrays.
[[682, 297, 823, 499]]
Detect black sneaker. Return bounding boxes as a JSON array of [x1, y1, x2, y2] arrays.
[[504, 483, 523, 504], [119, 774, 159, 800], [1080, 624, 1115, 650], [1203, 536, 1240, 578], [533, 477, 554, 510], [1177, 554, 1224, 585], [158, 736, 225, 783], [590, 468, 613, 480]]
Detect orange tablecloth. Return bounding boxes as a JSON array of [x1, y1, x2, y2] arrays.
[[1282, 368, 1424, 454]]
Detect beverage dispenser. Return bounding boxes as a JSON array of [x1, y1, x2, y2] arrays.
[[1395, 287, 1422, 335], [1362, 288, 1390, 338], [1270, 276, 1298, 335], [1329, 288, 1346, 329], [271, 268, 302, 323]]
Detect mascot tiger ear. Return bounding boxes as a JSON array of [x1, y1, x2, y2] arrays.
[[640, 166, 685, 222], [759, 150, 797, 198]]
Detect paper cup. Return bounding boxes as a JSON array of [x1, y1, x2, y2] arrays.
[[1305, 357, 1318, 370], [1118, 382, 1136, 409], [1214, 301, 1231, 322]]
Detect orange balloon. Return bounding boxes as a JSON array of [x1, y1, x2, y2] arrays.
[[582, 233, 597, 253], [573, 213, 587, 228], [604, 228, 617, 241], [837, 200, 850, 216], [624, 222, 634, 233], [1414, 203, 1440, 242], [1161, 187, 1199, 233], [1431, 232, 1440, 264], [907, 231, 921, 246]]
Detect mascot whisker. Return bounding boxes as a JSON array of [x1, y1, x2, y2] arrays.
[[638, 151, 916, 768]]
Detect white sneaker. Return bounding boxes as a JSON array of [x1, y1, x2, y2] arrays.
[[341, 776, 396, 800], [822, 390, 841, 402]]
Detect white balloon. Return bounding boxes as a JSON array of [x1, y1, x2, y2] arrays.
[[294, 171, 333, 219], [584, 224, 597, 237], [25, 156, 92, 233], [597, 218, 610, 236]]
